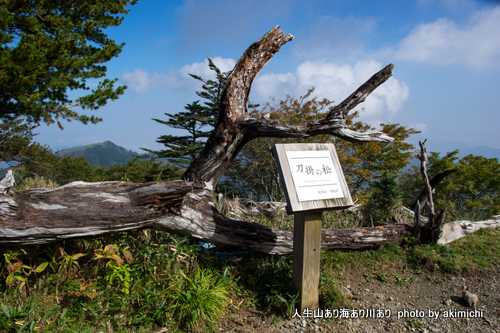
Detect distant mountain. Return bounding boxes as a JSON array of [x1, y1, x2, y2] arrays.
[[404, 144, 500, 170], [56, 141, 136, 167], [458, 146, 500, 160]]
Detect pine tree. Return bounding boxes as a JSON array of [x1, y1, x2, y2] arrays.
[[0, 1, 136, 127], [147, 101, 212, 165], [189, 58, 230, 127], [363, 172, 403, 225], [145, 59, 231, 166]]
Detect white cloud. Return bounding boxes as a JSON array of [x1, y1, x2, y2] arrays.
[[121, 69, 151, 94], [121, 57, 236, 94], [395, 6, 500, 68], [254, 60, 409, 122], [179, 57, 236, 79], [408, 122, 428, 133]]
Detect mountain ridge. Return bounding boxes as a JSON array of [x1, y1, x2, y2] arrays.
[[56, 141, 137, 167]]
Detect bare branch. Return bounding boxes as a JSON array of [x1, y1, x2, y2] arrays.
[[220, 25, 294, 123], [327, 64, 394, 119], [411, 169, 457, 212], [418, 140, 434, 216]]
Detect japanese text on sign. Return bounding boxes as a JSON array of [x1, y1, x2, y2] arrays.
[[285, 150, 344, 202]]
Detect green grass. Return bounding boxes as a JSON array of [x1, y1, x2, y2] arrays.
[[1, 226, 499, 332]]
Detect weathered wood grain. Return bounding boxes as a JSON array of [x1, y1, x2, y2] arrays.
[[293, 212, 322, 311], [0, 180, 412, 253]]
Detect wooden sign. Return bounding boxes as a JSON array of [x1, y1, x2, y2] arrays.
[[272, 143, 353, 312], [272, 143, 353, 214]]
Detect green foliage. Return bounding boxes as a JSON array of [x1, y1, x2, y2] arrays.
[[147, 58, 231, 166], [407, 317, 424, 328], [400, 150, 500, 220], [319, 274, 350, 309], [190, 58, 231, 126], [0, 0, 137, 126], [236, 255, 298, 314], [55, 156, 107, 184], [13, 150, 106, 187], [148, 101, 212, 165], [55, 247, 87, 280], [94, 244, 133, 295], [13, 152, 183, 190], [0, 227, 498, 331], [106, 156, 183, 183], [446, 227, 500, 270], [363, 172, 403, 225], [0, 295, 41, 332], [0, 119, 58, 174], [170, 267, 229, 330]]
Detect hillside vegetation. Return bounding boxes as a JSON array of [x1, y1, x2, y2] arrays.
[[1, 213, 498, 332], [56, 141, 136, 168]]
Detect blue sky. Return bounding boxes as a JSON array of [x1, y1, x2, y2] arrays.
[[34, 0, 500, 155]]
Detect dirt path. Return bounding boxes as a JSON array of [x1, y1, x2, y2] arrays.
[[220, 267, 499, 332]]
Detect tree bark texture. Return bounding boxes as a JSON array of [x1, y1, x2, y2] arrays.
[[0, 180, 411, 253], [1, 25, 409, 253]]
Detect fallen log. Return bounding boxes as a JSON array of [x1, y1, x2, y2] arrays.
[[438, 216, 500, 245], [0, 180, 411, 254]]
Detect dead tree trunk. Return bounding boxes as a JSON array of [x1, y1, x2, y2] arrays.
[[182, 26, 393, 188], [1, 25, 411, 253], [413, 140, 450, 244]]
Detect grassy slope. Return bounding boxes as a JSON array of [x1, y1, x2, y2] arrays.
[[1, 226, 498, 332]]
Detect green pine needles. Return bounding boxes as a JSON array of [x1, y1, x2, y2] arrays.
[[0, 1, 137, 127], [144, 58, 231, 166], [363, 172, 403, 225]]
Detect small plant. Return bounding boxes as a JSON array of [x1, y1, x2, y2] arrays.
[[363, 272, 374, 282], [57, 247, 87, 279], [3, 250, 48, 290], [404, 274, 414, 282], [377, 273, 387, 282], [0, 296, 41, 332], [277, 291, 300, 316], [407, 317, 424, 328], [94, 244, 133, 294], [4, 250, 32, 290], [392, 273, 403, 284], [73, 279, 99, 299], [319, 274, 351, 309], [170, 267, 229, 330]]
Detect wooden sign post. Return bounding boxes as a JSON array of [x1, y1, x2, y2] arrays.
[[272, 143, 353, 312]]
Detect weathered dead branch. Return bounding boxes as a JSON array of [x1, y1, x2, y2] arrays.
[[413, 140, 448, 244]]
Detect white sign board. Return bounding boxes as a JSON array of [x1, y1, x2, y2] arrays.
[[285, 150, 344, 202], [272, 143, 353, 214]]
